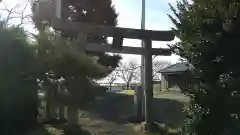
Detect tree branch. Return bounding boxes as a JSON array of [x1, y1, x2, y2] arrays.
[[16, 1, 29, 28], [118, 60, 140, 85], [0, 0, 31, 27], [152, 60, 171, 80]]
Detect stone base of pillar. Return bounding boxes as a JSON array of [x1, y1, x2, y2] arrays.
[[140, 122, 153, 133], [140, 121, 168, 134], [161, 88, 169, 92]]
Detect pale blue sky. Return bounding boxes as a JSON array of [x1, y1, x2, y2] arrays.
[[113, 0, 176, 30], [112, 0, 179, 63], [0, 0, 180, 63]]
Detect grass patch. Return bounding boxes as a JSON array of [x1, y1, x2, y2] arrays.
[[154, 91, 190, 103]]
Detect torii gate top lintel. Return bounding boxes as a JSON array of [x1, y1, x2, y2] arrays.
[[32, 0, 175, 41], [32, 0, 175, 55], [52, 19, 175, 42]]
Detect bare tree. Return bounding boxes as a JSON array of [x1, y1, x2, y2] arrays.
[[152, 60, 170, 81], [118, 60, 140, 90], [105, 70, 119, 90], [0, 1, 32, 27], [152, 60, 170, 91]]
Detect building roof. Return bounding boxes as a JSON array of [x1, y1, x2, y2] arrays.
[[159, 63, 194, 74]]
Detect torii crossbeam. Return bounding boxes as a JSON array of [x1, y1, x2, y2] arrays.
[[32, 0, 175, 131]]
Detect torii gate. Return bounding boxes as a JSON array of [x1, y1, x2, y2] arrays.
[[32, 0, 175, 131]]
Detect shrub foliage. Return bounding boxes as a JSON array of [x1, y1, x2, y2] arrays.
[[169, 0, 240, 135]]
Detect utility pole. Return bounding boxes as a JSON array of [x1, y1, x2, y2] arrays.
[[141, 0, 146, 30], [140, 0, 146, 121]]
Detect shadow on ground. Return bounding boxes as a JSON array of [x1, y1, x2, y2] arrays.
[[78, 93, 139, 135], [52, 123, 91, 135], [62, 125, 91, 135], [82, 92, 136, 125], [82, 92, 186, 127], [24, 125, 51, 135], [24, 92, 185, 135], [152, 98, 186, 127], [41, 120, 92, 135]]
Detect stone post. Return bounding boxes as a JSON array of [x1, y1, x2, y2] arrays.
[[134, 86, 143, 119]]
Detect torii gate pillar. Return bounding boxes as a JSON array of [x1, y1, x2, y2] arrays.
[[142, 39, 154, 131]]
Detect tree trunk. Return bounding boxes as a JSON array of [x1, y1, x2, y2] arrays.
[[159, 82, 161, 91], [53, 87, 58, 118], [126, 83, 130, 90], [109, 83, 112, 90], [46, 88, 54, 119], [45, 83, 58, 120], [66, 80, 79, 125], [58, 104, 65, 120], [58, 83, 65, 120], [67, 104, 78, 125]]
